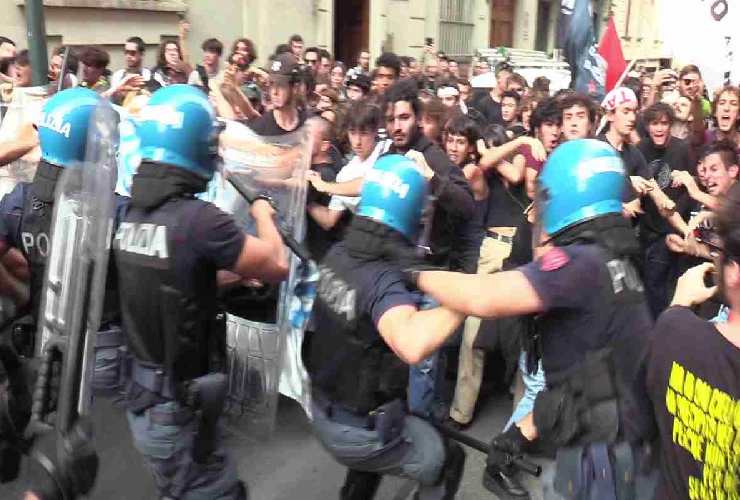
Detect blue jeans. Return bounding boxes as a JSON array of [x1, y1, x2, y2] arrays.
[[504, 351, 546, 431], [311, 402, 449, 499], [408, 295, 445, 416], [127, 401, 243, 499], [642, 237, 678, 319]]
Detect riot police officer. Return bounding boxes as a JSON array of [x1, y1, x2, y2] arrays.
[[0, 87, 105, 493], [409, 139, 656, 499], [113, 84, 289, 499], [306, 154, 468, 500]]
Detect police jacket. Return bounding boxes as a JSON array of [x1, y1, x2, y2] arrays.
[[388, 131, 475, 268], [0, 162, 125, 324], [113, 163, 245, 383], [306, 234, 421, 414], [521, 241, 654, 443]]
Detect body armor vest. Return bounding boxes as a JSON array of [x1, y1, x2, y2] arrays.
[[306, 251, 408, 414], [113, 198, 221, 383]]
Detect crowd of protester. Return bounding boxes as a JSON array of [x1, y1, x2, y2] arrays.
[[1, 23, 739, 499]]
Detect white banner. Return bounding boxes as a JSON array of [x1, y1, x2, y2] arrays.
[[660, 0, 739, 96]]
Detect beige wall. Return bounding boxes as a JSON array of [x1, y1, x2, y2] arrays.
[[513, 0, 539, 50], [1, 0, 494, 71], [0, 2, 185, 70]]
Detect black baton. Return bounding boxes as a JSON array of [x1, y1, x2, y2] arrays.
[[227, 175, 311, 263], [430, 422, 542, 477]]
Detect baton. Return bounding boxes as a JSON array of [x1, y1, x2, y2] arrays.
[[430, 422, 542, 477], [227, 175, 311, 263], [56, 46, 70, 93]]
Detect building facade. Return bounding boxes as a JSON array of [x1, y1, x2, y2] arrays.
[[0, 0, 670, 71]]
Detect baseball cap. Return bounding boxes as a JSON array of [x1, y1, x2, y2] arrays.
[[269, 53, 300, 84], [347, 72, 371, 93]]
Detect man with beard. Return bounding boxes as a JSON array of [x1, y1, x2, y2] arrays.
[[383, 79, 475, 419], [637, 102, 692, 318], [706, 85, 739, 154], [646, 182, 740, 500], [249, 53, 304, 136]]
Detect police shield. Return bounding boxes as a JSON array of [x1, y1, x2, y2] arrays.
[[210, 120, 311, 437], [32, 101, 118, 429]]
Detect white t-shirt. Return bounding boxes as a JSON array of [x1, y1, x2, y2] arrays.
[[328, 141, 386, 213]]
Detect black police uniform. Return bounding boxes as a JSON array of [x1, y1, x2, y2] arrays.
[[521, 239, 656, 499], [113, 163, 246, 500], [306, 235, 461, 499]]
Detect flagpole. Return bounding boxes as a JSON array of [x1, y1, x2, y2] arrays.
[[595, 58, 639, 136]]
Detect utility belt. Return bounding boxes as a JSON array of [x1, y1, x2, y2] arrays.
[[128, 358, 229, 463], [533, 348, 621, 448], [93, 325, 129, 396], [554, 441, 636, 500], [313, 390, 405, 445]]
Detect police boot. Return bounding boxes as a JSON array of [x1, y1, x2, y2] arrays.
[[440, 440, 466, 500], [340, 469, 382, 500], [482, 426, 530, 500]]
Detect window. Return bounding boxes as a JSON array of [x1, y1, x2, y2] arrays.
[[439, 0, 475, 56]]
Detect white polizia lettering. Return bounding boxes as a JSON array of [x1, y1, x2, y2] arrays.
[[21, 232, 50, 258], [606, 259, 644, 294], [114, 222, 169, 258], [37, 112, 72, 138], [138, 105, 185, 129], [365, 169, 411, 199], [317, 266, 356, 321]]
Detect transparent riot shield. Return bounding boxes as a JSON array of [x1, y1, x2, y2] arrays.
[[30, 102, 118, 433], [212, 120, 311, 438]]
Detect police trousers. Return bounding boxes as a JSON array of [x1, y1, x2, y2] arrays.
[[310, 401, 449, 499], [450, 231, 514, 424], [127, 401, 242, 500]]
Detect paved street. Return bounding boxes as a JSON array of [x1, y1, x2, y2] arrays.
[[1, 385, 550, 500]]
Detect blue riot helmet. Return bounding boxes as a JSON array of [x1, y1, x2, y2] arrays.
[[137, 84, 217, 180], [538, 139, 625, 236], [38, 87, 101, 167], [357, 154, 429, 241]]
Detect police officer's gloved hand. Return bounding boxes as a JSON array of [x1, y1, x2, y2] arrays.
[[487, 425, 528, 471], [401, 265, 445, 291]]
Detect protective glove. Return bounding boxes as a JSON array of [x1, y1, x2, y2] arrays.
[[486, 425, 528, 471]]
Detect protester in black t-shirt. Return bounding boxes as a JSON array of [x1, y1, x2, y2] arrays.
[[597, 86, 652, 214], [305, 117, 343, 262], [646, 181, 740, 500], [637, 102, 693, 317], [249, 53, 305, 136], [475, 64, 512, 126]]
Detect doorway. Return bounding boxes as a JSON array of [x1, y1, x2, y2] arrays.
[[334, 0, 370, 67], [490, 0, 516, 48]]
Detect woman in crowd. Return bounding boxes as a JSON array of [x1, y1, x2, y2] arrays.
[[152, 40, 191, 87]]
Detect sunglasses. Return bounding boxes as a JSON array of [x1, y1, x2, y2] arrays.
[[682, 78, 699, 85], [124, 50, 140, 56]]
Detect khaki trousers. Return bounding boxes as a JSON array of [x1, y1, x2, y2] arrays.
[[449, 228, 515, 424]]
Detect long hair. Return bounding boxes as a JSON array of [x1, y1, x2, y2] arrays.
[[157, 39, 182, 68]]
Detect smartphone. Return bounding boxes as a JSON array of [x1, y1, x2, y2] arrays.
[[425, 37, 433, 46]]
